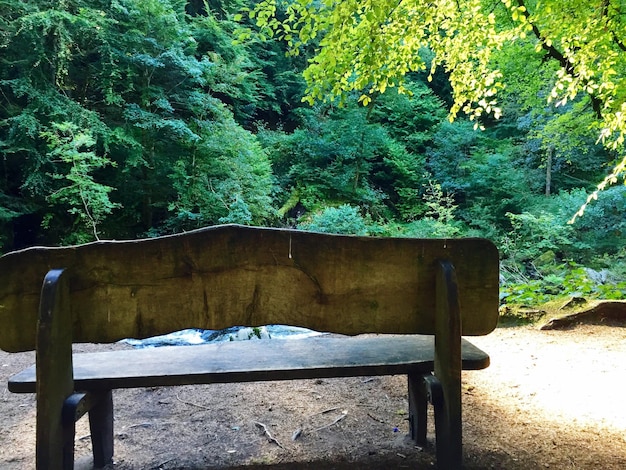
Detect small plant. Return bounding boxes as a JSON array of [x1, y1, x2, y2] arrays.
[[501, 262, 626, 306], [423, 179, 457, 225], [299, 204, 371, 235], [249, 327, 266, 340]]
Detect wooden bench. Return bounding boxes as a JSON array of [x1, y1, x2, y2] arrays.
[[0, 224, 499, 469]]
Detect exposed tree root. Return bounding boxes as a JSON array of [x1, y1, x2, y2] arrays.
[[541, 300, 626, 330]]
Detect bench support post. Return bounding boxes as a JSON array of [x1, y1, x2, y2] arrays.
[[35, 269, 115, 469], [406, 260, 462, 468], [434, 260, 463, 469], [35, 269, 74, 470]]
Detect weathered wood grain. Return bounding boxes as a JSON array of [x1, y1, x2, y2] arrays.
[[0, 225, 499, 352], [8, 334, 490, 393]]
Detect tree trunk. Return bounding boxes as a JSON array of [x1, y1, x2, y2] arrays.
[[545, 146, 553, 196]]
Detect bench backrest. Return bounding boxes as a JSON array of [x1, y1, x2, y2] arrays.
[[0, 225, 499, 353]]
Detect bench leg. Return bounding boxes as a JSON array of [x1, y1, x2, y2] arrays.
[[88, 390, 114, 468], [61, 392, 93, 469], [62, 416, 76, 470], [426, 375, 461, 469], [407, 373, 428, 445], [410, 374, 460, 469]]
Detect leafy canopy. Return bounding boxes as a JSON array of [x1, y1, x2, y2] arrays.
[[244, 0, 626, 216], [0, 0, 277, 247]]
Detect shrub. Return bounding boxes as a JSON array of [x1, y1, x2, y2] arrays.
[[299, 204, 370, 235]]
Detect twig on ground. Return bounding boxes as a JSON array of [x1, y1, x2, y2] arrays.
[[312, 411, 347, 432], [255, 421, 284, 448], [292, 406, 344, 440], [367, 412, 385, 424], [151, 459, 174, 469], [307, 406, 339, 418], [176, 393, 211, 411], [127, 422, 153, 429]]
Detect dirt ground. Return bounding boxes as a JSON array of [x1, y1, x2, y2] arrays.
[[1, 322, 625, 469]]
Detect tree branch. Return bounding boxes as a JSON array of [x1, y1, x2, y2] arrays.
[[602, 0, 626, 51], [516, 0, 604, 118]]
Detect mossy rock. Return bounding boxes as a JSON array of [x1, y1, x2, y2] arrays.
[[533, 250, 556, 267]]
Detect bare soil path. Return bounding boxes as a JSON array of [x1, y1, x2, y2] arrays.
[[1, 323, 625, 469]]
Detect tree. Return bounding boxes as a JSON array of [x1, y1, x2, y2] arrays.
[[0, 0, 278, 249], [259, 100, 437, 223], [244, 0, 626, 215], [41, 122, 120, 243]]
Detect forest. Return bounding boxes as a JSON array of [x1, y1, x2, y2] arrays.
[[1, 0, 625, 308]]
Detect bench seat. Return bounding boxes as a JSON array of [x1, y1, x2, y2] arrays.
[[8, 334, 489, 393]]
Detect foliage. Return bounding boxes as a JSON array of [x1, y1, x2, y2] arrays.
[[557, 186, 626, 258], [244, 0, 626, 209], [41, 122, 119, 243], [501, 264, 626, 306], [426, 119, 535, 231], [367, 81, 447, 153], [298, 204, 371, 236], [166, 119, 274, 233], [500, 185, 626, 306], [0, 0, 624, 310], [0, 0, 277, 247], [395, 179, 464, 238], [261, 104, 409, 218], [422, 180, 456, 223], [504, 211, 583, 262], [502, 186, 626, 265]]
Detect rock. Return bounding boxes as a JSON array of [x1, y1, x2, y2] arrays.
[[584, 268, 611, 284], [533, 250, 556, 267]]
